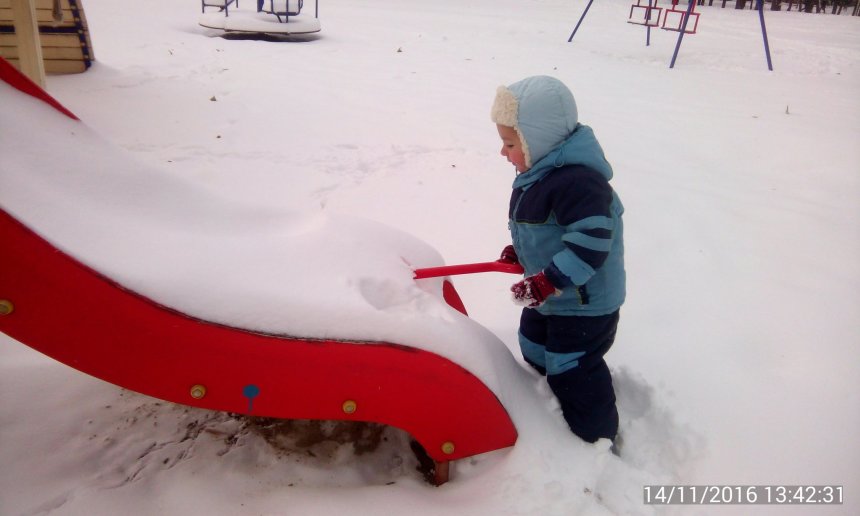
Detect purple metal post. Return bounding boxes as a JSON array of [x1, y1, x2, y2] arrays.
[[646, 0, 656, 46], [669, 0, 697, 68], [757, 0, 774, 70], [568, 0, 595, 42]]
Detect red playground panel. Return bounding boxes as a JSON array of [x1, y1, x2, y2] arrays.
[[0, 57, 517, 485], [628, 0, 663, 27], [662, 0, 700, 34]]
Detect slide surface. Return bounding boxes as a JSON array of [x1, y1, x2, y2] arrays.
[[0, 57, 516, 464]]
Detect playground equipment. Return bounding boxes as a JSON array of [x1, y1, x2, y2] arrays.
[[257, 0, 314, 23], [569, 0, 773, 70], [626, 0, 662, 46], [0, 56, 518, 485], [666, 0, 702, 67], [199, 0, 320, 36], [202, 0, 238, 17], [627, 0, 662, 28], [0, 0, 94, 86], [661, 0, 700, 33]]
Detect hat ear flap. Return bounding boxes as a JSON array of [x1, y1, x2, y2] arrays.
[[491, 87, 532, 168], [490, 86, 518, 127], [515, 127, 532, 169]]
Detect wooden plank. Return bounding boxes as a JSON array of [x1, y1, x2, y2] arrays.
[[44, 56, 83, 73], [3, 55, 86, 74], [0, 32, 84, 48], [0, 0, 73, 10], [41, 44, 84, 60], [0, 8, 76, 25], [1, 43, 82, 59]]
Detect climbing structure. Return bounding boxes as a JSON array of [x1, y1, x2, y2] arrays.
[[0, 0, 93, 74], [0, 57, 516, 485]]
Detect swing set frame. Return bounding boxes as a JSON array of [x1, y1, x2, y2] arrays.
[[568, 0, 773, 70]]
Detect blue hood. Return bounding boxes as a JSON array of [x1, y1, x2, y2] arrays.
[[504, 76, 579, 168], [512, 124, 614, 190]]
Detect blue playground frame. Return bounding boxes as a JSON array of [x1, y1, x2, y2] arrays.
[[568, 0, 773, 71], [202, 0, 319, 23]]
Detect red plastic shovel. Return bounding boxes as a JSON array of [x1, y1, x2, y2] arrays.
[[413, 261, 524, 279]]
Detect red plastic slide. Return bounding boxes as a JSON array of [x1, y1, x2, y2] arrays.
[[0, 58, 516, 483]]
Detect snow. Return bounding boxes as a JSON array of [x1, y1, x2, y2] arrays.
[[1, 0, 859, 514]]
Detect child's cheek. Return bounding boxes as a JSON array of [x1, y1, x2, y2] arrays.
[[513, 151, 526, 169]]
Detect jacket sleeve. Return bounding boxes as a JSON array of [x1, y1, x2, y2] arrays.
[[543, 170, 615, 288]]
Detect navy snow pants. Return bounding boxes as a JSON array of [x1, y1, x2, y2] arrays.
[[518, 308, 619, 443]]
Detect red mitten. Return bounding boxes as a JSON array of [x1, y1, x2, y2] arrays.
[[499, 245, 519, 264], [511, 272, 559, 308]]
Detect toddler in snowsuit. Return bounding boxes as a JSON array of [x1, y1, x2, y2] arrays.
[[492, 76, 625, 444]]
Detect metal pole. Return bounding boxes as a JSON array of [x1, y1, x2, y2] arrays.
[[568, 0, 595, 42], [646, 0, 655, 46], [757, 0, 774, 70], [669, 0, 697, 68]]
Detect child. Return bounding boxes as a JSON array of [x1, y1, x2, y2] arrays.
[[492, 76, 625, 446]]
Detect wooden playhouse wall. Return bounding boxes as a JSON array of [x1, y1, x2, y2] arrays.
[[0, 0, 93, 74]]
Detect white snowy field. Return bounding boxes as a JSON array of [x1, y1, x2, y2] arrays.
[[1, 0, 859, 514]]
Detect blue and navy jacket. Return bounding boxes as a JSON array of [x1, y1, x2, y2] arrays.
[[509, 124, 626, 316]]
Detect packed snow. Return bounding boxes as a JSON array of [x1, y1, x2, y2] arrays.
[[1, 0, 858, 514]]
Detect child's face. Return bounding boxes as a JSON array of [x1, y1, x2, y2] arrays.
[[496, 124, 528, 173]]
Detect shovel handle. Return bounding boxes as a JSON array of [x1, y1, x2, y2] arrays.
[[413, 261, 524, 279]]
